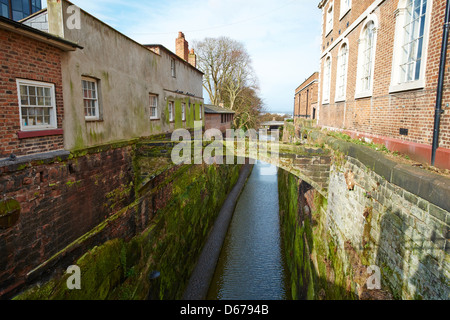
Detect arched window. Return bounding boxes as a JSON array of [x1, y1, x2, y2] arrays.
[[335, 41, 349, 102], [390, 0, 432, 92], [322, 55, 332, 104], [356, 17, 378, 98]]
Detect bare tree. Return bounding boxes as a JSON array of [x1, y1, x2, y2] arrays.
[[193, 36, 261, 129]]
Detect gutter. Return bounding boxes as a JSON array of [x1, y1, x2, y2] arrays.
[[431, 0, 450, 166]]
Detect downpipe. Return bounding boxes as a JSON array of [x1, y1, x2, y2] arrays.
[[431, 0, 450, 166]]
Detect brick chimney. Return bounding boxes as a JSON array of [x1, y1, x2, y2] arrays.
[[188, 48, 197, 68], [176, 32, 189, 62]]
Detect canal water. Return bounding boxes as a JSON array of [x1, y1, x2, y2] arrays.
[[206, 160, 288, 300]]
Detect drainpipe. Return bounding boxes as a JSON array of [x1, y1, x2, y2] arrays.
[[431, 0, 450, 166]]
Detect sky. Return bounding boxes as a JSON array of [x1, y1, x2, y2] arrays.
[[43, 0, 322, 114]]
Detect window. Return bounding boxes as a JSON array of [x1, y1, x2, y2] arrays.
[[149, 94, 158, 119], [340, 0, 351, 19], [326, 3, 334, 35], [199, 105, 203, 120], [0, 0, 9, 19], [82, 77, 100, 120], [182, 103, 186, 121], [355, 18, 378, 98], [390, 0, 431, 92], [322, 55, 332, 104], [169, 101, 174, 122], [17, 79, 57, 130], [171, 59, 176, 78], [335, 41, 349, 102]]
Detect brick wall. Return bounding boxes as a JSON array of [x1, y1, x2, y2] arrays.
[[0, 29, 64, 159], [294, 72, 319, 119], [317, 0, 450, 159], [0, 146, 135, 297]]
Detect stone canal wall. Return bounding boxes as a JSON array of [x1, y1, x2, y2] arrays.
[[279, 129, 450, 300], [1, 139, 243, 300]]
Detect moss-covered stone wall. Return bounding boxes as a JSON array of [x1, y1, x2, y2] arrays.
[[279, 168, 370, 300]]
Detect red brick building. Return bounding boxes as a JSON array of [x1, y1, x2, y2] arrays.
[[0, 16, 80, 159], [294, 72, 319, 120], [204, 104, 235, 133], [317, 0, 450, 169]]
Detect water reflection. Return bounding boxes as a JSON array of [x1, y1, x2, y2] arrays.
[[207, 161, 288, 300]]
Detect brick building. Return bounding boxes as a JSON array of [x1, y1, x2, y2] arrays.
[[317, 0, 450, 169], [294, 72, 319, 120], [0, 16, 80, 159], [204, 104, 235, 133]]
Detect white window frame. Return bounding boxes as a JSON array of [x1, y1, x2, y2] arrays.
[[82, 77, 100, 120], [168, 101, 174, 122], [17, 79, 57, 131], [326, 2, 334, 36], [389, 0, 432, 93], [322, 54, 332, 104], [335, 40, 349, 102], [355, 16, 378, 99], [149, 94, 158, 120], [171, 59, 176, 78], [181, 102, 186, 121], [340, 0, 352, 20]]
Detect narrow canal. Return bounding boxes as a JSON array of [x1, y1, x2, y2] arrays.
[[206, 160, 288, 300]]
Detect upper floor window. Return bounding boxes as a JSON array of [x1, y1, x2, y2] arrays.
[[326, 3, 334, 35], [17, 79, 57, 130], [336, 41, 349, 102], [82, 77, 101, 120], [149, 94, 158, 119], [340, 0, 351, 19], [171, 58, 176, 78], [322, 55, 332, 104], [356, 18, 378, 98], [390, 0, 431, 92]]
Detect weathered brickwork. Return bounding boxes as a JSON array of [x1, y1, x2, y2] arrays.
[[0, 29, 64, 158], [318, 0, 450, 161]]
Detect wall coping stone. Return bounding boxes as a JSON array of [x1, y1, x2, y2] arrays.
[[309, 130, 450, 212]]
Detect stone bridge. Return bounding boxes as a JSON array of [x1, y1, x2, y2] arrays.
[[135, 139, 332, 196]]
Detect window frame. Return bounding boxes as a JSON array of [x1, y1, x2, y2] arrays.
[[389, 0, 432, 93], [82, 77, 100, 121], [168, 101, 174, 122], [335, 40, 349, 102], [181, 102, 186, 122], [322, 54, 332, 105], [17, 79, 57, 132], [171, 58, 176, 78], [355, 16, 378, 99], [339, 0, 352, 20], [149, 94, 159, 120]]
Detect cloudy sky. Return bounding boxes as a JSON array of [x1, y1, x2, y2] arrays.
[[44, 0, 322, 114]]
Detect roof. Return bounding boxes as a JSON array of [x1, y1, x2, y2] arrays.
[[204, 105, 235, 114], [0, 16, 82, 51], [144, 44, 204, 75]]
